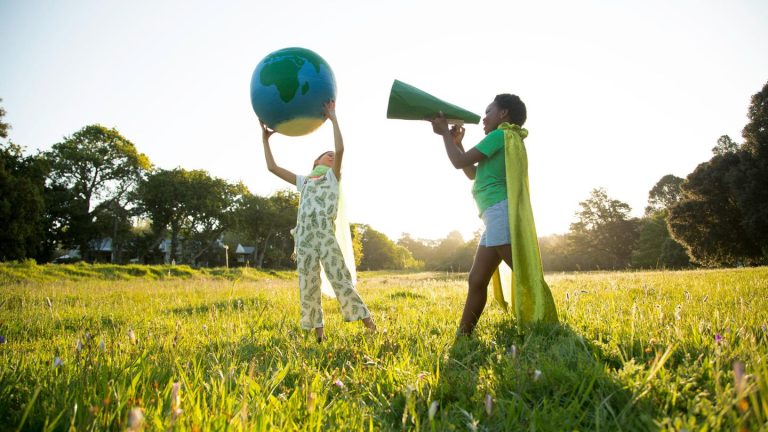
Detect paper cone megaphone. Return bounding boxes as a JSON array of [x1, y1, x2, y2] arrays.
[[386, 79, 481, 124]]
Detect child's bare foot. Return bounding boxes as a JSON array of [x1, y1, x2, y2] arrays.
[[362, 317, 377, 332]]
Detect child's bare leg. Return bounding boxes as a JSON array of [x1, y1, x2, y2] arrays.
[[315, 327, 326, 343]]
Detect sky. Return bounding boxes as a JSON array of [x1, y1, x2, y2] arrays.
[[2, 0, 767, 242]]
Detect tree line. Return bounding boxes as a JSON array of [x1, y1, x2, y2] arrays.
[[1, 80, 766, 270]]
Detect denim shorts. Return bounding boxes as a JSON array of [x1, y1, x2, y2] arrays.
[[479, 199, 511, 247]]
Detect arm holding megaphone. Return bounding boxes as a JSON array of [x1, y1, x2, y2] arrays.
[[430, 112, 485, 179]]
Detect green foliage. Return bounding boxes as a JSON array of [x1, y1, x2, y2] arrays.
[[0, 143, 49, 261], [632, 212, 690, 269], [0, 98, 9, 139], [669, 149, 761, 267], [358, 225, 420, 271], [136, 168, 246, 265], [398, 231, 478, 272], [44, 125, 152, 260], [0, 268, 766, 430], [669, 81, 768, 266], [568, 188, 641, 270], [646, 174, 684, 215]]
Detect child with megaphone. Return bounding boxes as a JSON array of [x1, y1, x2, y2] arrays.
[[429, 94, 558, 336]]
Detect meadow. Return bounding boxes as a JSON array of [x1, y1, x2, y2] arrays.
[[0, 262, 766, 431]]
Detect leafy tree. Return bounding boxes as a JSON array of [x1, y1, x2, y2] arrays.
[[631, 212, 689, 269], [358, 225, 419, 270], [136, 168, 245, 265], [0, 98, 9, 139], [668, 81, 768, 266], [568, 188, 640, 270], [398, 233, 435, 266], [0, 143, 49, 261], [668, 148, 758, 266], [632, 175, 690, 269], [45, 125, 151, 260], [711, 135, 739, 156], [645, 174, 684, 215], [231, 190, 298, 269], [732, 81, 768, 258]]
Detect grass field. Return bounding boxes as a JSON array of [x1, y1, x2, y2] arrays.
[[0, 263, 766, 431]]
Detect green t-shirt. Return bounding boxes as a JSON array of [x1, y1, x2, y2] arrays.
[[472, 129, 507, 215]]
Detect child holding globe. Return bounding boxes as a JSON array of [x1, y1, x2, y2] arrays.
[[261, 100, 376, 343], [429, 94, 558, 335]]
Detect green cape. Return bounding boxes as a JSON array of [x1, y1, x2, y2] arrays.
[[490, 123, 559, 324]]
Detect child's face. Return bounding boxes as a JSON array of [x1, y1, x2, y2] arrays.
[[315, 151, 335, 168], [482, 102, 507, 135]]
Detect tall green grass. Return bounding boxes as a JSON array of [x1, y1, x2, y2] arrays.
[[0, 265, 766, 430]]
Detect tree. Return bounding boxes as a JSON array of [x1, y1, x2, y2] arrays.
[[632, 175, 690, 269], [645, 174, 684, 215], [668, 82, 768, 266], [358, 225, 419, 270], [668, 148, 759, 266], [568, 188, 640, 269], [231, 190, 298, 268], [45, 125, 151, 260], [136, 168, 245, 265], [631, 212, 689, 269], [711, 135, 739, 156], [0, 98, 9, 139], [732, 80, 768, 258], [0, 143, 48, 261]]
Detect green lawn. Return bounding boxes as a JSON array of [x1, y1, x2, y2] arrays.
[[1, 265, 766, 430]]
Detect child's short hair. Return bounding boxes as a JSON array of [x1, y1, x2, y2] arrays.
[[494, 94, 527, 126], [313, 151, 333, 167]]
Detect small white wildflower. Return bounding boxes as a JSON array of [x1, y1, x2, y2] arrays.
[[76, 339, 83, 352], [675, 304, 682, 321], [484, 394, 493, 415], [428, 401, 439, 420], [53, 357, 64, 368], [127, 329, 136, 344], [508, 345, 517, 358], [99, 339, 106, 351], [127, 407, 144, 431], [533, 370, 542, 381], [307, 392, 317, 413], [171, 382, 182, 419]]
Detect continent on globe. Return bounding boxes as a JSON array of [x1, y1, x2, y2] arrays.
[[250, 47, 337, 137]]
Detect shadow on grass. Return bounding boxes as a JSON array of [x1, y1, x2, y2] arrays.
[[431, 319, 659, 431]]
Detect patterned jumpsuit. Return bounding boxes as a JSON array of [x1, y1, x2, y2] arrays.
[[294, 170, 371, 330]]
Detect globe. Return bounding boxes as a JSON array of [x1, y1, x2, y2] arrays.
[[250, 47, 337, 137]]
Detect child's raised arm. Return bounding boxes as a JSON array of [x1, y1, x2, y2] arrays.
[[261, 121, 297, 185], [324, 100, 344, 181]]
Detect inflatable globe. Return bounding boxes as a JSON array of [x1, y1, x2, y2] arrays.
[[250, 47, 337, 137]]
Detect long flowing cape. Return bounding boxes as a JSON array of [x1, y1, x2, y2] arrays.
[[490, 123, 559, 324], [319, 182, 356, 298]]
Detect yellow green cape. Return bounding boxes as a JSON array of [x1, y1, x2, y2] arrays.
[[490, 123, 559, 324]]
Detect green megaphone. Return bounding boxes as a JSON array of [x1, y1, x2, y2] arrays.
[[386, 79, 481, 124]]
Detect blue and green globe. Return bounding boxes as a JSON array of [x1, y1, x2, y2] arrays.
[[250, 47, 337, 137]]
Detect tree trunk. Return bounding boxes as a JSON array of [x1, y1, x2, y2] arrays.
[[257, 230, 273, 268]]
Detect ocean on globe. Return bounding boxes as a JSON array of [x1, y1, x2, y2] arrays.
[[250, 47, 337, 137]]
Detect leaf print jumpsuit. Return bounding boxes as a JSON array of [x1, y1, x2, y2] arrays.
[[294, 170, 371, 330]]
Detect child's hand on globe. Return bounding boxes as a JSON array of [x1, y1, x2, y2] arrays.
[[323, 100, 336, 121]]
